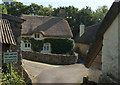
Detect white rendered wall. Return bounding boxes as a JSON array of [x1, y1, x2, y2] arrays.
[[102, 13, 120, 80], [21, 40, 32, 51]]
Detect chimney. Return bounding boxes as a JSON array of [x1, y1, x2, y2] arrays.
[[80, 23, 85, 37], [59, 8, 65, 18]]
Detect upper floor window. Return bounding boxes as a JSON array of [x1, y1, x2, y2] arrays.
[[34, 34, 40, 38]]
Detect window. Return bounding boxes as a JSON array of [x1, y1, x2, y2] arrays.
[[34, 34, 40, 38], [43, 43, 50, 51], [25, 43, 31, 49]]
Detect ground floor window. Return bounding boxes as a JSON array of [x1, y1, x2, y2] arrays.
[[42, 43, 51, 53], [25, 43, 31, 49]]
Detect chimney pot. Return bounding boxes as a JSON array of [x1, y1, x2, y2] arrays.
[[59, 8, 65, 18], [80, 23, 85, 37]]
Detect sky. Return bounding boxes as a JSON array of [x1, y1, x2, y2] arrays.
[[1, 0, 115, 10]]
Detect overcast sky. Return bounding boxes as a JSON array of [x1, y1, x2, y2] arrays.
[[1, 0, 115, 10]]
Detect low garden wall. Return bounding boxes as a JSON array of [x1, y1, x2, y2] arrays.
[[22, 51, 78, 65]]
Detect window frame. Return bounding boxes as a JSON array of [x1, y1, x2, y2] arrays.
[[43, 43, 51, 51], [34, 34, 40, 39], [24, 43, 31, 49]]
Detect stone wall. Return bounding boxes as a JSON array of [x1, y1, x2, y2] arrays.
[[10, 21, 22, 65], [22, 51, 78, 65], [10, 20, 23, 77]]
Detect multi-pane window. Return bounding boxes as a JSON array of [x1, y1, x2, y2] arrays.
[[34, 34, 40, 38], [25, 43, 31, 49], [43, 43, 50, 51]]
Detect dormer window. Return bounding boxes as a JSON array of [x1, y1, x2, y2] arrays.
[[33, 33, 44, 40], [34, 34, 40, 38]]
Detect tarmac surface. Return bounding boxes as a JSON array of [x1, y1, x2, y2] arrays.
[[22, 59, 88, 83]]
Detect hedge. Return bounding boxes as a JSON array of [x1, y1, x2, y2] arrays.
[[22, 37, 75, 54], [44, 38, 75, 54]]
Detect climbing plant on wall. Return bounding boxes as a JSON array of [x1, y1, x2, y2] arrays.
[[22, 37, 75, 54], [44, 38, 75, 54], [30, 38, 44, 52]]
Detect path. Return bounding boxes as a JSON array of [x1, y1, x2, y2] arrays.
[[22, 59, 88, 84], [22, 59, 61, 83]]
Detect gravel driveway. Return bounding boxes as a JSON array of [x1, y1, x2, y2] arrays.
[[22, 59, 88, 84]]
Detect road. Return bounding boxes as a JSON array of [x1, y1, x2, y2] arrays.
[[22, 59, 88, 84]]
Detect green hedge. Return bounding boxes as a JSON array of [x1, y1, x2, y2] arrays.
[[44, 38, 75, 54], [22, 37, 75, 54], [30, 38, 43, 52]]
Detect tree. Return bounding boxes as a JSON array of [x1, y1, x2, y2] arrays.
[[52, 6, 79, 36], [92, 5, 108, 24], [0, 4, 8, 14], [52, 5, 108, 37], [27, 3, 41, 15], [2, 2, 108, 37], [3, 2, 28, 17], [78, 6, 94, 26]]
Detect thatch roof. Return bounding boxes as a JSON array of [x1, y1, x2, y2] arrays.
[[21, 15, 73, 38], [0, 13, 25, 45], [85, 1, 120, 67], [0, 13, 25, 23], [0, 19, 16, 45], [74, 23, 101, 44]]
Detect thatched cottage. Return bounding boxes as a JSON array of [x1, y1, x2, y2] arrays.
[[85, 1, 120, 83], [74, 23, 101, 61], [21, 15, 74, 54]]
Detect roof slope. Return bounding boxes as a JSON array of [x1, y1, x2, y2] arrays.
[[0, 13, 25, 23], [0, 19, 16, 45], [74, 23, 101, 44], [21, 15, 73, 38], [0, 13, 25, 45], [85, 1, 120, 67]]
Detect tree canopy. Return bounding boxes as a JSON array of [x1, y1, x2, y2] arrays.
[[2, 2, 108, 37], [0, 4, 8, 14]]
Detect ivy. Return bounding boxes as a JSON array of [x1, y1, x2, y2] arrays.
[[22, 37, 31, 43], [44, 38, 75, 54], [22, 37, 75, 54], [30, 38, 43, 52]]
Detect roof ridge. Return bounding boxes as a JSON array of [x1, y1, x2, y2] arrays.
[[85, 23, 101, 29], [22, 14, 64, 19]]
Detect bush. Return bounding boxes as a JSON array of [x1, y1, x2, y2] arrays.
[[22, 37, 75, 54], [30, 38, 44, 52], [2, 66, 26, 85], [44, 38, 75, 54]]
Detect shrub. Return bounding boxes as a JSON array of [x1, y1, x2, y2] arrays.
[[22, 37, 75, 54], [2, 65, 26, 85], [30, 38, 44, 52], [44, 38, 75, 54]]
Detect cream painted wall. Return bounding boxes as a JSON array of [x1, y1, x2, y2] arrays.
[[102, 13, 120, 80], [75, 43, 89, 55], [31, 33, 44, 40], [21, 40, 32, 51], [21, 33, 44, 51]]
